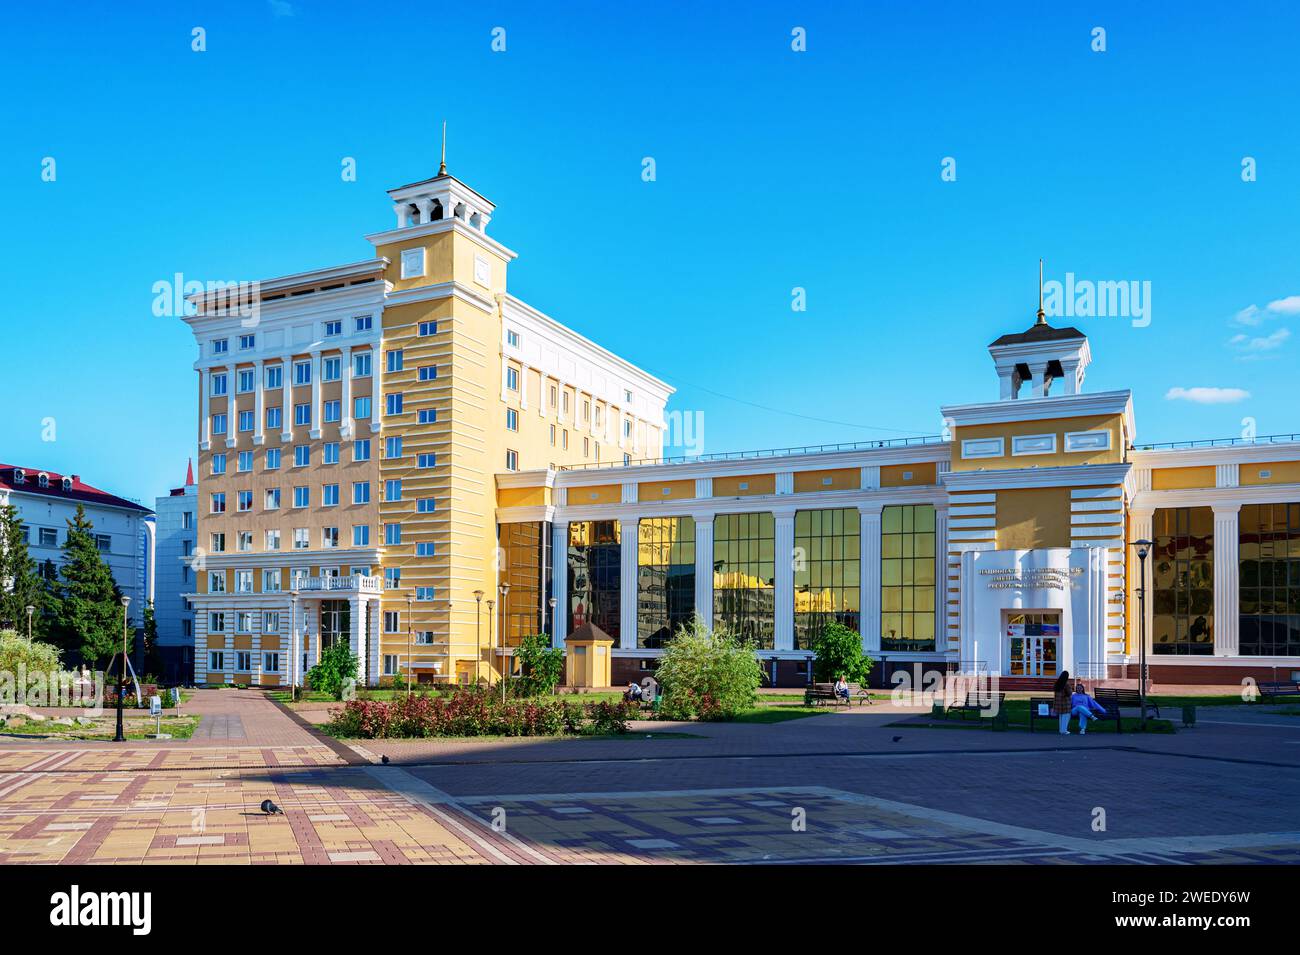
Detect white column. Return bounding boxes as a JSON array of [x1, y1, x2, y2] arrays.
[[289, 597, 300, 687], [1213, 503, 1240, 656], [200, 368, 211, 450], [774, 511, 795, 652], [279, 356, 292, 442], [341, 345, 353, 439], [552, 521, 569, 648], [348, 594, 364, 687], [619, 517, 638, 649], [370, 599, 382, 686], [224, 362, 237, 448], [859, 503, 883, 654], [309, 351, 322, 439], [253, 360, 265, 445], [693, 513, 714, 629], [1027, 360, 1049, 397]]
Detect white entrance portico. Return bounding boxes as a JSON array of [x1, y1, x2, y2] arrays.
[[957, 547, 1109, 678], [288, 574, 384, 688]]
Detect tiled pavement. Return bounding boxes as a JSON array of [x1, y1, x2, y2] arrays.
[[3, 690, 1300, 864]]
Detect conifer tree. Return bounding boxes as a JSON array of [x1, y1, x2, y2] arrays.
[[51, 505, 125, 667], [0, 503, 45, 638]]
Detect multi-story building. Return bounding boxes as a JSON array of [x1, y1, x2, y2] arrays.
[[152, 461, 197, 682], [182, 163, 669, 687], [0, 464, 154, 637], [184, 162, 1300, 689]]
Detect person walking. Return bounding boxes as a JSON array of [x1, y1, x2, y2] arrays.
[[1053, 670, 1073, 735]]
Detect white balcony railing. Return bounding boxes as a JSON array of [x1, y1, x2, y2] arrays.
[[292, 574, 383, 595]]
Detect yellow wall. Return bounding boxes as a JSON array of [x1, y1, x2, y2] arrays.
[[794, 468, 861, 493], [880, 462, 937, 487], [713, 473, 775, 497], [995, 487, 1072, 550], [569, 484, 622, 505], [1150, 466, 1216, 490], [638, 479, 695, 503], [951, 414, 1125, 472], [497, 485, 551, 508], [1240, 461, 1300, 486]]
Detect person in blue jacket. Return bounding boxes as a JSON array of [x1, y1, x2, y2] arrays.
[[1069, 682, 1107, 735]]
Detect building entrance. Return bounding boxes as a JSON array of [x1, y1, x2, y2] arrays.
[[1006, 611, 1060, 677]]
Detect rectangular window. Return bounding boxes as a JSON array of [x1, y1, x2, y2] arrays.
[[416, 541, 435, 557], [713, 513, 776, 650], [386, 436, 402, 459], [418, 408, 436, 424], [384, 611, 400, 633], [419, 321, 437, 336], [322, 356, 341, 382], [353, 351, 372, 377], [294, 403, 311, 427], [210, 492, 226, 514], [794, 509, 862, 651], [500, 521, 546, 649], [567, 521, 621, 640], [506, 408, 518, 431], [293, 486, 310, 508], [211, 453, 227, 475], [417, 498, 436, 513], [323, 442, 340, 465], [209, 651, 226, 671], [239, 334, 255, 350], [209, 612, 226, 633], [345, 440, 367, 464], [39, 527, 58, 547], [1239, 503, 1300, 656], [1153, 506, 1215, 656], [353, 396, 372, 420], [294, 445, 310, 467], [505, 449, 519, 471], [385, 479, 402, 502], [210, 532, 226, 553], [212, 338, 228, 355], [419, 365, 437, 381], [265, 406, 282, 431], [293, 360, 311, 385], [384, 654, 398, 676], [353, 481, 370, 504], [265, 448, 281, 470], [385, 523, 402, 545], [265, 364, 283, 389], [263, 652, 280, 672], [293, 528, 309, 549], [95, 533, 112, 553], [211, 413, 227, 435], [323, 484, 340, 507], [237, 369, 255, 393], [235, 570, 253, 594], [211, 373, 228, 397], [881, 504, 936, 652], [236, 650, 252, 671], [352, 525, 370, 546], [265, 487, 280, 510], [263, 611, 280, 632], [265, 529, 281, 550], [416, 586, 435, 601], [262, 569, 281, 592], [324, 320, 342, 337], [506, 367, 519, 391], [637, 517, 696, 649], [209, 570, 226, 594], [238, 410, 254, 432], [506, 329, 520, 347], [384, 567, 402, 589], [386, 349, 404, 372], [418, 453, 436, 469], [237, 490, 253, 512], [386, 393, 403, 416], [322, 527, 339, 548]]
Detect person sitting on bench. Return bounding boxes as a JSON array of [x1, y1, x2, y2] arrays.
[[1070, 682, 1106, 735], [624, 682, 643, 703], [834, 675, 851, 702]]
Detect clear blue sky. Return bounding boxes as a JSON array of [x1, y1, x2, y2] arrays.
[[2, 0, 1298, 507]]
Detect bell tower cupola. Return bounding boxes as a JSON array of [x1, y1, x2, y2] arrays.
[[988, 259, 1091, 399], [386, 122, 495, 233]]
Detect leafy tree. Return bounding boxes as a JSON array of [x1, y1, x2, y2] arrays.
[[0, 503, 46, 638], [810, 621, 874, 684], [655, 615, 763, 721], [50, 505, 124, 667], [307, 641, 359, 701], [515, 634, 564, 696], [141, 601, 163, 678]]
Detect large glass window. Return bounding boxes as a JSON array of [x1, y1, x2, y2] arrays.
[[881, 504, 936, 651], [713, 512, 775, 650], [637, 517, 696, 648], [318, 600, 351, 652], [1239, 502, 1300, 656], [794, 508, 860, 650], [500, 521, 550, 648], [1152, 506, 1214, 655], [567, 521, 621, 639]]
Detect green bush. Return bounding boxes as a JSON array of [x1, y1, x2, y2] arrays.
[[654, 616, 763, 721], [307, 642, 359, 701], [514, 634, 564, 696], [0, 630, 63, 676], [809, 621, 874, 685]]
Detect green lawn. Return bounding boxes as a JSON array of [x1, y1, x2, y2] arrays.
[[727, 706, 829, 724], [0, 715, 199, 741], [912, 697, 1177, 734]]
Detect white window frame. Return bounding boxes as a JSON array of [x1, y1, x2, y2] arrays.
[[960, 437, 1005, 460], [1063, 430, 1112, 453], [1011, 433, 1058, 457]]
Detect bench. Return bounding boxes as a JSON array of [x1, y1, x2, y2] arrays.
[[1258, 681, 1300, 703], [945, 691, 1006, 723], [1095, 687, 1160, 721], [805, 682, 868, 706], [847, 682, 872, 706], [1031, 695, 1123, 733]]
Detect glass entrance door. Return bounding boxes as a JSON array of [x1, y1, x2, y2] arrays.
[[1006, 612, 1061, 677]]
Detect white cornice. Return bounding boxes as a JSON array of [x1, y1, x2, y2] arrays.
[[183, 259, 388, 309], [942, 389, 1135, 435], [199, 547, 383, 568], [384, 280, 496, 314], [495, 468, 558, 490], [1130, 441, 1300, 469], [1131, 483, 1300, 510], [943, 462, 1131, 492], [364, 217, 518, 262]]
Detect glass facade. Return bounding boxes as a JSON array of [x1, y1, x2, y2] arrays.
[[1239, 502, 1300, 656], [567, 520, 621, 639], [500, 521, 550, 649], [636, 517, 696, 648], [793, 508, 860, 650], [1152, 506, 1214, 655], [881, 504, 936, 651], [318, 599, 350, 652], [713, 512, 775, 649]]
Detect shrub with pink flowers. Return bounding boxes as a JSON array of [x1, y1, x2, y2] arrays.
[[326, 686, 635, 739]]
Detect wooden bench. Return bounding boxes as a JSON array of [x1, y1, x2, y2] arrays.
[[1258, 681, 1300, 703], [847, 682, 872, 706], [945, 691, 1006, 723], [1095, 687, 1160, 721], [1031, 695, 1123, 733], [805, 682, 866, 706]]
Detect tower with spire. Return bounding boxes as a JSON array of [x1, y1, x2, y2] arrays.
[[986, 259, 1092, 400]]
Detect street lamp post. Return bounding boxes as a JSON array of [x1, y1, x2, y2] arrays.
[[473, 590, 484, 685], [114, 595, 131, 743], [405, 590, 414, 698], [25, 604, 34, 645], [548, 596, 557, 642], [1131, 538, 1153, 731], [498, 582, 510, 704]]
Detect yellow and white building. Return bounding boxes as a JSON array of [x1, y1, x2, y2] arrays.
[[183, 162, 1300, 688]]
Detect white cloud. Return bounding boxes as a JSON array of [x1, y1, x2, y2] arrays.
[[1232, 294, 1300, 325], [1237, 328, 1290, 352], [1164, 386, 1251, 404]]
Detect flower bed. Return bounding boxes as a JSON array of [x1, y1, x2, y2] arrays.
[[326, 688, 636, 739]]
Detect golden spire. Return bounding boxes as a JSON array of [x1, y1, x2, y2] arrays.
[[438, 120, 447, 176], [1036, 257, 1046, 325]]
